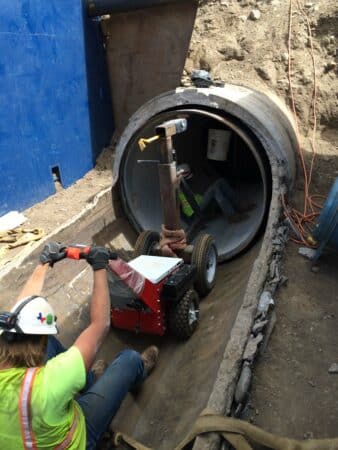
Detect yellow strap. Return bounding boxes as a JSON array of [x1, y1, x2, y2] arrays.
[[0, 228, 44, 261], [114, 412, 338, 450], [138, 135, 160, 151], [0, 246, 8, 259], [114, 432, 152, 450], [0, 228, 44, 244]]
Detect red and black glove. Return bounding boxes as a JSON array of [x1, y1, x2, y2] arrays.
[[40, 242, 67, 267]]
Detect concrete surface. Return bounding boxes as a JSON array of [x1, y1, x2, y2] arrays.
[[102, 1, 198, 134], [112, 87, 297, 188]]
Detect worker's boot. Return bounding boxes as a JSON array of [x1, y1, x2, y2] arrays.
[[92, 359, 108, 380], [141, 346, 159, 375]]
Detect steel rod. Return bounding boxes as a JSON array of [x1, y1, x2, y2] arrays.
[[87, 0, 192, 16]]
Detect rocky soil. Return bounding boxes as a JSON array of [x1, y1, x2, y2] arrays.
[[185, 0, 338, 442], [185, 0, 338, 194]]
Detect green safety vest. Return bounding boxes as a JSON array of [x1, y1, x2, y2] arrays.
[[178, 192, 203, 217]]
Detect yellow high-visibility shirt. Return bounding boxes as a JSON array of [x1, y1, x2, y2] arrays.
[[0, 346, 86, 449]]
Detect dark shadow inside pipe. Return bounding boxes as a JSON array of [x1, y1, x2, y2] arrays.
[[119, 109, 271, 261]]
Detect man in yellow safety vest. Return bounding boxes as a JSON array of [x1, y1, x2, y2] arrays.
[[177, 163, 247, 223], [0, 242, 159, 449]]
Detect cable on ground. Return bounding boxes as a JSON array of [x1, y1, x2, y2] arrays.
[[284, 0, 323, 247]]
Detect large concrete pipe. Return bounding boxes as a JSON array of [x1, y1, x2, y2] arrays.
[[112, 86, 297, 261]]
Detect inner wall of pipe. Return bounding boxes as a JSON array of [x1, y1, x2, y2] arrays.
[[120, 110, 271, 261]]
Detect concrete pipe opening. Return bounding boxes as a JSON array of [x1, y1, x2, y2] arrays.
[[113, 86, 297, 261]]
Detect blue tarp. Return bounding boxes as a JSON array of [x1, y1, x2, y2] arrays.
[[313, 178, 338, 261], [0, 0, 113, 216]]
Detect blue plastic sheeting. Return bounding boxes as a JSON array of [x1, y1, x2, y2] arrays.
[[313, 178, 338, 262], [0, 0, 113, 216]]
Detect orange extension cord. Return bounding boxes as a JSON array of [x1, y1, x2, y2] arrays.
[[283, 0, 324, 247]]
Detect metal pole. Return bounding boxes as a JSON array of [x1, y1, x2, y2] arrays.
[[87, 0, 192, 16], [157, 137, 181, 230], [158, 163, 181, 230]]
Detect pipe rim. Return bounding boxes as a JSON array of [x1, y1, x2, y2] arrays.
[[119, 107, 270, 261]]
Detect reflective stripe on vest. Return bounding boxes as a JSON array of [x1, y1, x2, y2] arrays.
[[178, 192, 194, 217], [54, 409, 79, 450], [19, 368, 39, 450], [19, 367, 79, 450]]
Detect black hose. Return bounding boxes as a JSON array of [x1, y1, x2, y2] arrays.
[[87, 0, 190, 17]]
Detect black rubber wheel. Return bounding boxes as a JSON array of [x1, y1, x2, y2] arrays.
[[133, 230, 160, 258], [168, 289, 199, 339], [191, 234, 218, 297]]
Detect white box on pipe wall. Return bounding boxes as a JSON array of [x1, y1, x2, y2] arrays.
[[207, 129, 232, 161]]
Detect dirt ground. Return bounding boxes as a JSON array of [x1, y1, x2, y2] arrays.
[[108, 242, 260, 450], [22, 148, 113, 235], [186, 0, 338, 194], [2, 0, 337, 446], [187, 0, 338, 442], [248, 244, 338, 440]]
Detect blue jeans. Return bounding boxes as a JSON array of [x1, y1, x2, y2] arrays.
[[46, 336, 145, 449], [200, 178, 237, 219]]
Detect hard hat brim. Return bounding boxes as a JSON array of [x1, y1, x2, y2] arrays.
[[0, 325, 58, 335]]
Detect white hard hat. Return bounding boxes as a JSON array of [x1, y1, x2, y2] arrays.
[[0, 295, 58, 335], [177, 163, 192, 179]]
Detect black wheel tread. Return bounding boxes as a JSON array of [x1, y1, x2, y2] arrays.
[[191, 234, 217, 297], [168, 289, 199, 339], [133, 231, 160, 258]]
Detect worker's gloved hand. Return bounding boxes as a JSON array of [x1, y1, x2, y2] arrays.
[[40, 242, 67, 267], [85, 247, 113, 271]]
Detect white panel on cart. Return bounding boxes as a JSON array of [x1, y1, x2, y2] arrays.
[[128, 255, 183, 284]]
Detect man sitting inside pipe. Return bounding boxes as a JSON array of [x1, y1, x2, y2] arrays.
[[177, 163, 249, 225], [177, 129, 253, 225], [0, 243, 159, 449]]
